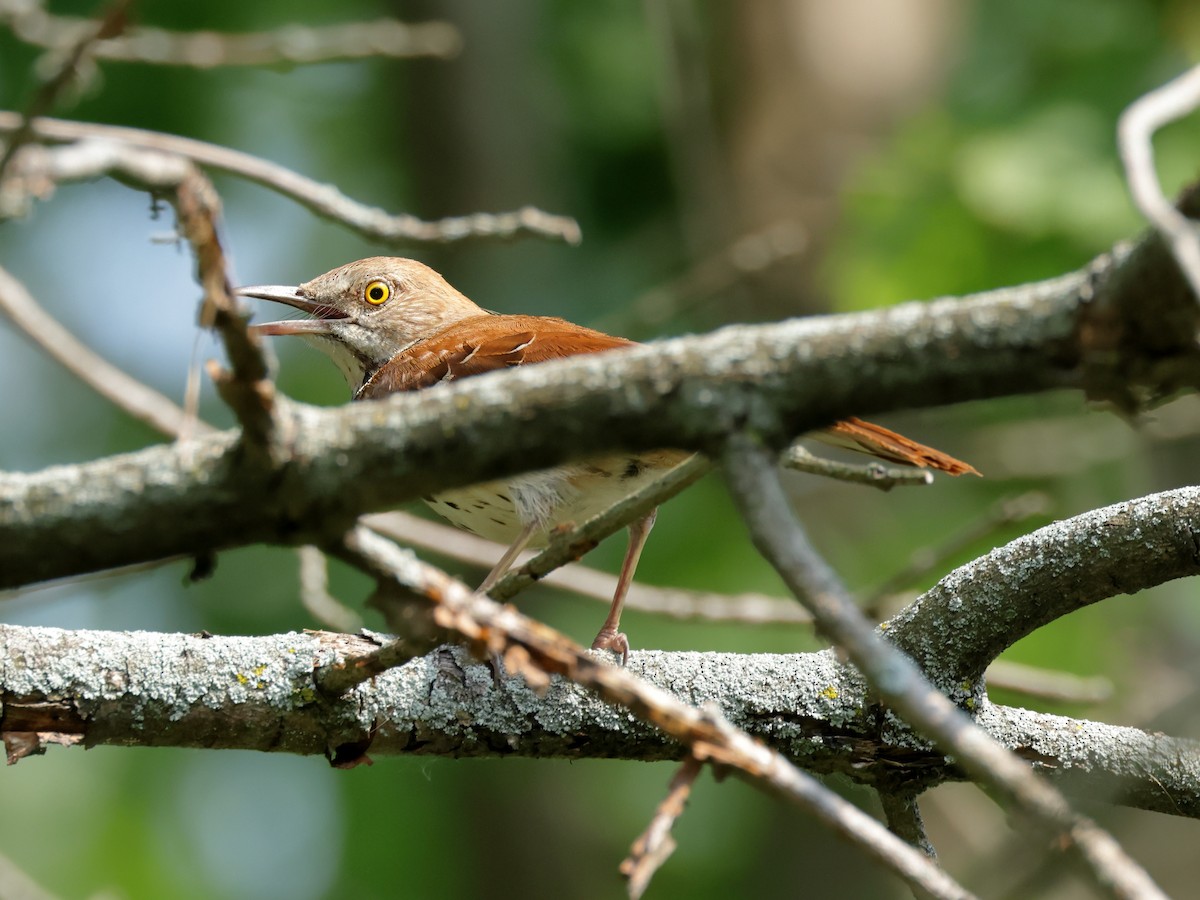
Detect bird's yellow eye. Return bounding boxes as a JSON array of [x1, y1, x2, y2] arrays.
[[364, 281, 390, 305]]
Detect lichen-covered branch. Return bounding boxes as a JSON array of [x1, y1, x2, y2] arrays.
[[886, 486, 1200, 686], [2, 625, 1196, 821], [0, 247, 1157, 589]]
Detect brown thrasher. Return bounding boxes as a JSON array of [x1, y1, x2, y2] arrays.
[[240, 257, 976, 661]]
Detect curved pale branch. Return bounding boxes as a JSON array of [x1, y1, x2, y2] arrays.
[[886, 486, 1200, 685], [0, 112, 581, 244]]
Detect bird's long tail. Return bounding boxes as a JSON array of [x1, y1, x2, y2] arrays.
[[816, 417, 979, 476]]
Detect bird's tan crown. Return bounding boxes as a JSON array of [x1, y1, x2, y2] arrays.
[[299, 257, 483, 340], [265, 256, 484, 389]]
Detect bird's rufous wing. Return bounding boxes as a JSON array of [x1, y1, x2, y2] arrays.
[[357, 314, 635, 399], [358, 315, 978, 476]]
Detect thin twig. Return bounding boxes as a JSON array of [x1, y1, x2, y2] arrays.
[[364, 509, 809, 625], [5, 137, 277, 446], [1118, 63, 1200, 304], [328, 525, 975, 900], [722, 433, 1165, 900], [297, 546, 362, 633], [490, 455, 713, 602], [0, 263, 208, 437], [621, 756, 704, 899], [0, 0, 130, 182], [879, 790, 937, 861], [782, 443, 935, 491], [599, 221, 807, 332], [0, 849, 57, 900], [2, 2, 461, 67], [985, 660, 1112, 705], [0, 112, 581, 245]]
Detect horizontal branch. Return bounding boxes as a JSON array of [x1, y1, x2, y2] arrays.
[[0, 266, 1095, 589], [1, 220, 1197, 593], [2, 625, 1196, 819], [3, 4, 462, 66]]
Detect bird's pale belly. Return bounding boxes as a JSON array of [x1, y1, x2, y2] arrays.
[[423, 450, 690, 546]]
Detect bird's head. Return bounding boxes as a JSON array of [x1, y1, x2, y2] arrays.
[[239, 257, 482, 390]]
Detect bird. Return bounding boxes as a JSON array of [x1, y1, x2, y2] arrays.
[[239, 257, 977, 662]]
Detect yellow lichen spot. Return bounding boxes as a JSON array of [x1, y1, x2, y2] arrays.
[[296, 687, 317, 704], [965, 697, 976, 710], [879, 622, 889, 630], [820, 685, 839, 701], [235, 672, 248, 684], [253, 664, 268, 677]]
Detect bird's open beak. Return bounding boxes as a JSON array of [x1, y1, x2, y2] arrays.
[[236, 284, 350, 336]]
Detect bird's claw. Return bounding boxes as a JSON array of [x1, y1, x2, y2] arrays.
[[590, 628, 630, 666]]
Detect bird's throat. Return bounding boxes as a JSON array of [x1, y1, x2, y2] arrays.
[[299, 333, 371, 393]]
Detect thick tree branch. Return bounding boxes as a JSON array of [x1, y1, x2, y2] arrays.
[[0, 242, 1173, 590], [886, 486, 1200, 686], [2, 626, 1196, 819]]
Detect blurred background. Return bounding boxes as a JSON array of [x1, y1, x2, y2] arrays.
[[3, 1, 1200, 898]]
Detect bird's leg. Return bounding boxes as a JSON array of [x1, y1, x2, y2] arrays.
[[477, 521, 539, 687], [478, 522, 538, 594], [591, 508, 657, 665]]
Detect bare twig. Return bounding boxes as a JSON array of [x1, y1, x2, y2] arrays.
[[782, 443, 935, 490], [985, 660, 1112, 705], [0, 0, 130, 181], [0, 849, 57, 900], [1118, 63, 1200, 303], [879, 790, 937, 861], [490, 455, 712, 602], [364, 510, 808, 624], [0, 263, 208, 437], [0, 113, 581, 245], [297, 546, 362, 633], [2, 2, 461, 67], [601, 221, 807, 331], [330, 525, 974, 900], [3, 137, 277, 445], [723, 433, 1165, 900], [621, 756, 704, 899]]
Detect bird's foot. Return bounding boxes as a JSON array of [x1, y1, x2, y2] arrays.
[[590, 627, 630, 666]]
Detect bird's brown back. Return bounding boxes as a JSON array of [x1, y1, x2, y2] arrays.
[[357, 314, 635, 398]]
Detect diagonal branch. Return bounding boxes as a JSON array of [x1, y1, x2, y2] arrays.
[[0, 262, 206, 437], [885, 485, 1200, 686], [4, 136, 277, 445], [322, 526, 974, 900], [721, 433, 1164, 900], [1118, 63, 1200, 304]]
